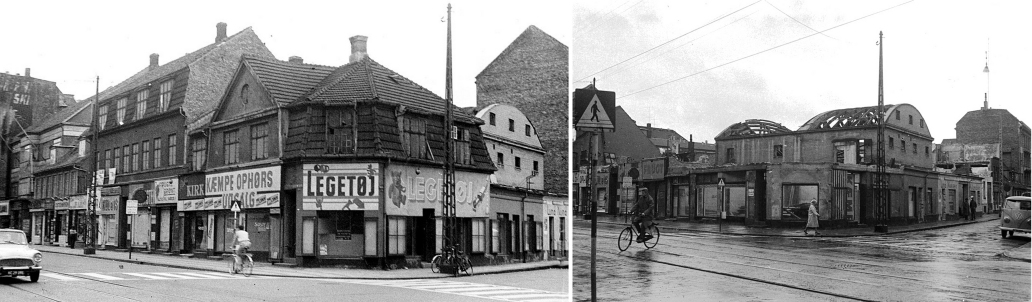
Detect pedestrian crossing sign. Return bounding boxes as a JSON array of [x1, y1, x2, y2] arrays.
[[573, 88, 616, 130], [230, 200, 241, 212]]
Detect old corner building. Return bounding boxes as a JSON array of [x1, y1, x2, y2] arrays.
[[188, 35, 497, 268], [621, 104, 987, 228]]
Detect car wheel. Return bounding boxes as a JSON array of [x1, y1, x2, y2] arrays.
[[1008, 231, 1014, 238], [1002, 230, 1008, 238], [30, 272, 40, 282]]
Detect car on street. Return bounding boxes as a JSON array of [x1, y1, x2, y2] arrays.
[[0, 229, 43, 282], [1000, 196, 1031, 239]]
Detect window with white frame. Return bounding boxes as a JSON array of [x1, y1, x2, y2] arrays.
[[224, 130, 239, 164], [153, 138, 162, 168], [136, 90, 148, 120], [159, 80, 173, 111], [471, 219, 485, 253], [250, 123, 268, 160], [168, 134, 177, 166], [535, 221, 543, 251], [142, 140, 150, 170], [490, 220, 499, 254], [388, 216, 406, 255], [116, 97, 127, 125], [192, 137, 206, 171]]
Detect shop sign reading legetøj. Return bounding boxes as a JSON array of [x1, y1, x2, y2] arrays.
[[302, 163, 379, 211], [386, 164, 489, 217]]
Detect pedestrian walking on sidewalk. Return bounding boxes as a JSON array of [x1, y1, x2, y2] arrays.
[[969, 196, 978, 220], [804, 199, 821, 236]]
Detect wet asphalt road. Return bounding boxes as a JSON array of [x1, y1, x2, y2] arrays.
[[573, 219, 1030, 302]]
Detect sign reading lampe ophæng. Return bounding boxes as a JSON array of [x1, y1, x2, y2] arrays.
[[302, 163, 380, 211]]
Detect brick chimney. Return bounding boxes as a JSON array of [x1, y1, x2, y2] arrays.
[[646, 123, 653, 138], [288, 56, 304, 64], [349, 35, 368, 63], [24, 68, 30, 78], [149, 53, 159, 69], [216, 22, 228, 43]]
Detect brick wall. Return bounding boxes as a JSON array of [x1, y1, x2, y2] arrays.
[[476, 26, 568, 193]]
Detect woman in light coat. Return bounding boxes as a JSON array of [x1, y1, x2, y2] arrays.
[[804, 199, 821, 236]]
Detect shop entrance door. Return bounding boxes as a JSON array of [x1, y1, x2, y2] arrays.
[[417, 209, 435, 261]]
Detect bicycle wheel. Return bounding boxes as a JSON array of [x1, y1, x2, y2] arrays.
[[643, 224, 660, 249], [460, 257, 473, 276], [228, 256, 238, 274], [617, 227, 634, 251], [430, 255, 442, 273], [242, 256, 254, 277]]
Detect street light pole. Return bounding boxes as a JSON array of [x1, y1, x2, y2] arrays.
[[85, 76, 100, 255]]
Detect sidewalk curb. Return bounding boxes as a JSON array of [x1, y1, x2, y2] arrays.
[[996, 242, 1032, 263], [39, 247, 565, 280], [590, 217, 1000, 238]]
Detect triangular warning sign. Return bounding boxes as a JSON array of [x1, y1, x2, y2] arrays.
[[576, 94, 614, 129], [231, 200, 242, 212]]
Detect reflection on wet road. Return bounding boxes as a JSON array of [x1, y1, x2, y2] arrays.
[[573, 220, 1030, 302]]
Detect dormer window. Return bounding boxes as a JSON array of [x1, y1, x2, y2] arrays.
[[327, 108, 355, 154], [98, 105, 108, 130], [116, 97, 127, 125], [136, 90, 148, 120], [159, 80, 173, 111]]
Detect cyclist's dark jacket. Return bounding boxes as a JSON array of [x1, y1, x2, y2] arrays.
[[632, 194, 653, 216]]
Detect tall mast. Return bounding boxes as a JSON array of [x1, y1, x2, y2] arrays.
[[442, 3, 458, 256], [875, 31, 888, 233]]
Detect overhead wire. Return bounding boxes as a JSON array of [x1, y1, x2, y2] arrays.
[[765, 0, 837, 40], [575, 0, 763, 83], [618, 0, 916, 99], [592, 6, 765, 81]]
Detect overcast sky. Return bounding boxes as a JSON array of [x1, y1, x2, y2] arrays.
[[573, 0, 1031, 144], [1, 0, 570, 109]]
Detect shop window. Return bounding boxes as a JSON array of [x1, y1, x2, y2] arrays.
[[490, 220, 499, 254], [224, 130, 239, 164], [781, 184, 819, 220], [399, 116, 428, 159], [535, 221, 543, 252], [365, 220, 377, 256], [472, 219, 485, 253], [302, 217, 315, 255], [388, 216, 407, 255], [326, 108, 355, 154]]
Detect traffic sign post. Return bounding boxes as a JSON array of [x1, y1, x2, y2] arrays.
[[231, 200, 242, 229], [718, 178, 725, 234], [574, 85, 616, 302], [126, 200, 138, 259]]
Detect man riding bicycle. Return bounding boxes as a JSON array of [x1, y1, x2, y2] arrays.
[[231, 225, 251, 269], [630, 187, 655, 243]]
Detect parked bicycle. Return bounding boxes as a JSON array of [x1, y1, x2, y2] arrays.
[[617, 221, 660, 251], [430, 245, 473, 276], [228, 245, 254, 276]]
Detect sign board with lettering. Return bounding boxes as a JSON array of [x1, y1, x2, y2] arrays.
[[640, 158, 667, 181], [206, 166, 281, 209], [99, 196, 120, 215], [154, 178, 179, 204], [68, 195, 88, 210], [126, 200, 138, 215], [302, 163, 379, 211], [385, 164, 490, 217]]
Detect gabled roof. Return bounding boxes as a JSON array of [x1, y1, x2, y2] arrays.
[[296, 57, 480, 124], [243, 55, 337, 106], [25, 99, 93, 133], [476, 25, 568, 79], [91, 26, 273, 126]]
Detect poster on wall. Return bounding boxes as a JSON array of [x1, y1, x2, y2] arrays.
[[154, 178, 179, 204], [385, 165, 489, 217], [302, 163, 380, 211]]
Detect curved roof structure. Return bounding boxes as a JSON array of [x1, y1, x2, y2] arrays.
[[798, 104, 895, 131], [716, 119, 793, 139]]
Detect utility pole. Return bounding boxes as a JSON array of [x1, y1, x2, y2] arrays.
[[588, 79, 598, 302], [874, 32, 888, 233], [442, 3, 459, 271], [85, 76, 99, 254]]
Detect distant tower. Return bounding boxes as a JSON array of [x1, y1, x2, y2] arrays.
[[982, 40, 990, 110]]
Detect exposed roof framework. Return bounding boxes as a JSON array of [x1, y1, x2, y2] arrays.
[[798, 105, 893, 131], [716, 119, 792, 138]]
